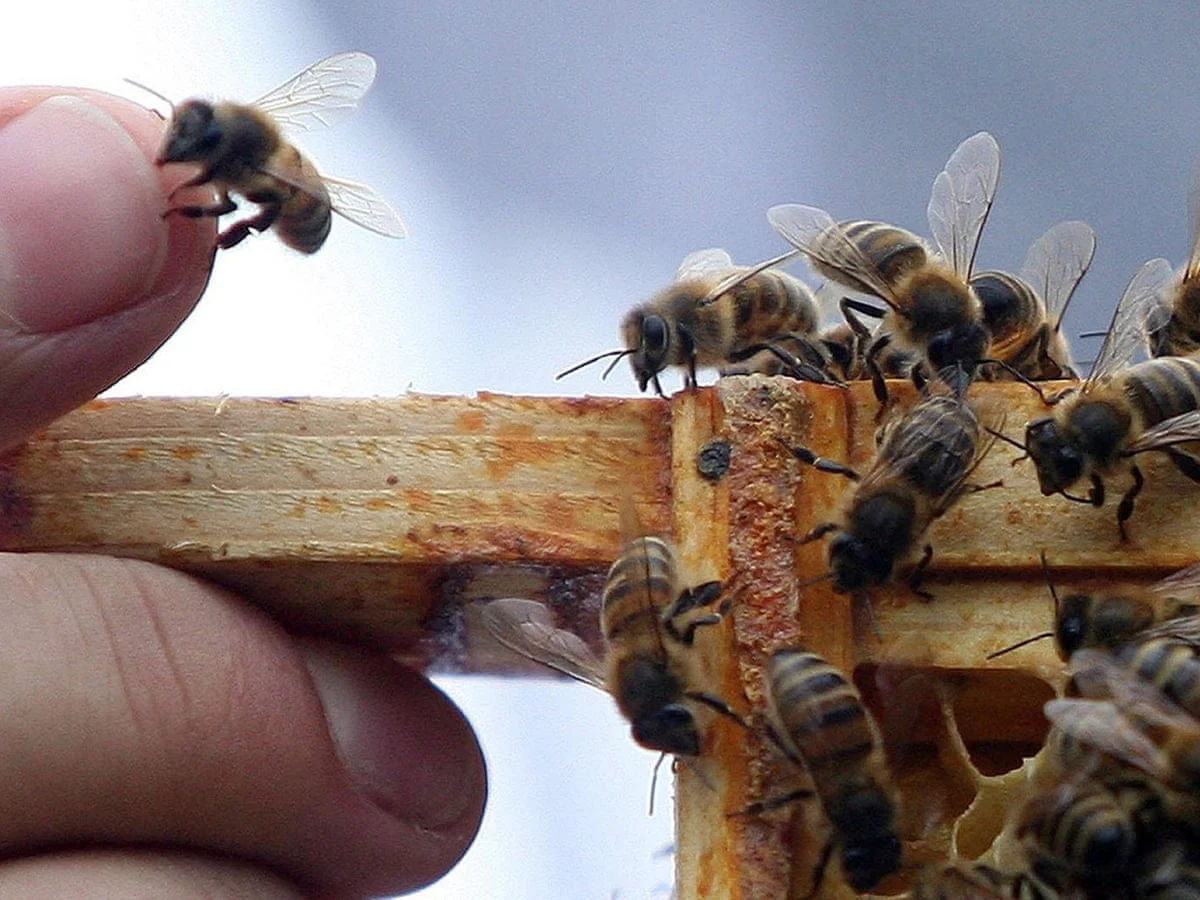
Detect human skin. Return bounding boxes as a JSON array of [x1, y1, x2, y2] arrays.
[[0, 89, 486, 898]]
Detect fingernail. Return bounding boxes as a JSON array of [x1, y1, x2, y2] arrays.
[[299, 641, 487, 832], [0, 95, 168, 332]]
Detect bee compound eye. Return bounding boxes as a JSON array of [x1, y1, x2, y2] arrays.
[[642, 315, 668, 355]]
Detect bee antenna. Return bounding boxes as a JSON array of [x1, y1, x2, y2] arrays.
[[1040, 549, 1061, 612], [123, 77, 176, 116], [985, 425, 1029, 458], [647, 751, 668, 816], [974, 358, 1052, 404], [796, 571, 834, 589], [986, 631, 1054, 660], [555, 349, 631, 381]]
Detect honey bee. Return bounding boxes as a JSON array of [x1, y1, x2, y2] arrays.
[[1145, 195, 1200, 359], [807, 282, 920, 382], [971, 220, 1096, 380], [1013, 256, 1200, 538], [759, 648, 902, 894], [557, 248, 839, 396], [768, 132, 1000, 400], [481, 533, 740, 757], [987, 557, 1200, 662], [780, 379, 999, 606], [153, 51, 407, 253], [1045, 648, 1200, 796]]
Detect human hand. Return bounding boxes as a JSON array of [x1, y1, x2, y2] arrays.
[[0, 90, 486, 897]]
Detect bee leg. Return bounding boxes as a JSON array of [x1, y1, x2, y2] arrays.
[[907, 544, 936, 601], [864, 333, 892, 408], [777, 441, 861, 480], [1116, 466, 1144, 541], [728, 788, 813, 818], [165, 168, 217, 202], [803, 840, 836, 900], [1087, 473, 1106, 507], [685, 691, 746, 726], [799, 522, 839, 544], [677, 324, 699, 390], [217, 204, 282, 250], [165, 194, 237, 221]]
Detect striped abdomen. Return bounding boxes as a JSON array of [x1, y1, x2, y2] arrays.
[[1021, 780, 1138, 883], [1121, 355, 1200, 430], [767, 649, 882, 785], [271, 147, 333, 254], [601, 536, 678, 645], [1119, 637, 1200, 718], [719, 269, 820, 349], [878, 394, 980, 499], [972, 270, 1049, 359], [809, 220, 928, 295]]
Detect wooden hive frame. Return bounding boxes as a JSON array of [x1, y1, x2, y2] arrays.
[[0, 378, 1192, 897]]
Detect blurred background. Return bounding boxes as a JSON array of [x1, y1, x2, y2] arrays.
[[5, 2, 1200, 896]]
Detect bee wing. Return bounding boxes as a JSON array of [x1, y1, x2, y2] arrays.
[[321, 175, 408, 238], [675, 248, 735, 281], [1136, 615, 1200, 649], [1150, 560, 1200, 600], [1087, 257, 1174, 385], [252, 50, 378, 133], [1018, 220, 1097, 331], [1124, 409, 1200, 454], [767, 204, 901, 309], [1043, 697, 1172, 781], [480, 598, 607, 689], [1071, 647, 1200, 733], [926, 132, 1001, 278], [1186, 176, 1200, 284]]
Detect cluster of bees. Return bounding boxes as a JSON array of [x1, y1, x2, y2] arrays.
[[488, 130, 1200, 898], [137, 51, 1200, 900]]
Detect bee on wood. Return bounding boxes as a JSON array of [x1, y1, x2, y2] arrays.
[[557, 248, 840, 396], [779, 378, 999, 609], [1007, 256, 1200, 538], [971, 220, 1096, 381], [152, 51, 407, 253], [768, 132, 1000, 401], [482, 533, 740, 758], [752, 648, 902, 894], [988, 557, 1200, 662]]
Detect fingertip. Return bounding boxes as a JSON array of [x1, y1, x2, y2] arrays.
[[0, 88, 214, 451]]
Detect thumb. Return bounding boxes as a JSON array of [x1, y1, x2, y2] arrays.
[[0, 89, 215, 452]]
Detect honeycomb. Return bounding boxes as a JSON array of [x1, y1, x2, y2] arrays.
[[668, 376, 1192, 899]]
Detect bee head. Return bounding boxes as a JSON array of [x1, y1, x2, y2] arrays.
[[631, 703, 700, 757], [621, 309, 670, 392], [926, 320, 990, 379], [1054, 593, 1090, 659], [842, 834, 903, 892], [156, 99, 223, 164], [828, 533, 894, 592], [1025, 416, 1082, 495]]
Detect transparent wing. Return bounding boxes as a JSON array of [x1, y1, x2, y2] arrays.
[[675, 248, 734, 281], [1125, 409, 1200, 454], [252, 50, 377, 132], [767, 204, 900, 307], [697, 248, 807, 305], [926, 131, 1001, 278], [322, 175, 408, 237], [1087, 257, 1174, 385], [1187, 176, 1200, 283], [1071, 647, 1200, 734], [1150, 560, 1200, 600], [1043, 697, 1171, 781], [480, 598, 607, 689], [1019, 220, 1097, 330]]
